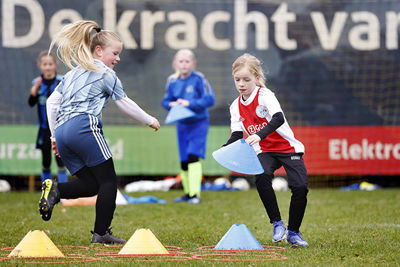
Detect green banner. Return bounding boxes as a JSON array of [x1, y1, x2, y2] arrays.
[[0, 125, 230, 176]]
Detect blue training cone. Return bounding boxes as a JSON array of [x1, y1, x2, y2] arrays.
[[212, 139, 264, 175], [214, 224, 264, 250], [164, 104, 195, 124]]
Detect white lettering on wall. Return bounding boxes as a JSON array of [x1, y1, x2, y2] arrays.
[[311, 12, 348, 50], [141, 11, 165, 50], [271, 3, 297, 50], [2, 0, 44, 48], [1, 0, 400, 51], [165, 11, 197, 49], [234, 0, 268, 50], [349, 12, 379, 51], [201, 11, 231, 50], [48, 9, 82, 40], [104, 0, 137, 49], [386, 12, 400, 49], [0, 143, 40, 159], [329, 139, 400, 160]]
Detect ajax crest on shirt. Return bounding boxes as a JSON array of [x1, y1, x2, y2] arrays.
[[256, 105, 268, 118]]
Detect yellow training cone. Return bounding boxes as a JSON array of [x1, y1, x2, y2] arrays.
[[119, 229, 169, 255], [8, 230, 64, 258]]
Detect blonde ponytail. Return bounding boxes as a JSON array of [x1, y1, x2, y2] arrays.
[[49, 20, 100, 71], [49, 20, 122, 72]]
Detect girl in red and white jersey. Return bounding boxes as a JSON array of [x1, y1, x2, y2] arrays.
[[223, 53, 309, 246]]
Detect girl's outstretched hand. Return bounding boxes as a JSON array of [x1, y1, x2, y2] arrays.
[[30, 76, 42, 96], [245, 134, 261, 146], [150, 118, 160, 131]]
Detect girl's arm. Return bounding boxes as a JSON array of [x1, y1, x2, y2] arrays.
[[46, 90, 62, 142], [245, 89, 285, 145], [188, 77, 215, 112], [161, 76, 177, 110], [28, 77, 42, 106], [255, 112, 284, 140], [115, 96, 160, 130], [246, 112, 284, 145], [222, 131, 243, 147], [222, 99, 243, 146]]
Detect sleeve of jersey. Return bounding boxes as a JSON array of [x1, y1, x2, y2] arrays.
[[255, 112, 284, 140], [115, 96, 154, 126], [55, 78, 64, 94], [104, 72, 127, 100], [230, 99, 242, 132], [46, 90, 62, 142], [189, 77, 215, 112], [28, 78, 39, 107], [161, 76, 176, 111], [259, 89, 283, 115], [28, 95, 38, 107], [255, 89, 285, 140]]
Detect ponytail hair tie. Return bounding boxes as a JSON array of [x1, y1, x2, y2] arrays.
[[95, 27, 101, 33]]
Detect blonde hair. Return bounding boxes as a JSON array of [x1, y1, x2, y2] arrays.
[[171, 49, 196, 79], [49, 20, 121, 72], [232, 53, 266, 88]]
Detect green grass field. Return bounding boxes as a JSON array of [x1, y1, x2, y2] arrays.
[[0, 188, 399, 266]]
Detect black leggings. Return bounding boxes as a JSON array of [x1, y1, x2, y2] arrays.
[[58, 159, 117, 235], [255, 152, 308, 232], [42, 140, 64, 170]]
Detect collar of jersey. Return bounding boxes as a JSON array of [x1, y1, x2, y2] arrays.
[[240, 86, 260, 105], [93, 59, 115, 74]]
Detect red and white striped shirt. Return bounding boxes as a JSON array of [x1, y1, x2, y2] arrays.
[[230, 86, 304, 154]]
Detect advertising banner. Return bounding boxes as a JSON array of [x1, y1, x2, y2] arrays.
[[1, 125, 399, 176], [276, 126, 400, 175]]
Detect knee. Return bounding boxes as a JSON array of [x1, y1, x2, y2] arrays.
[[188, 154, 199, 163], [290, 185, 308, 197], [102, 178, 117, 189], [255, 174, 274, 187], [88, 187, 99, 196], [181, 162, 188, 171], [87, 181, 100, 195]]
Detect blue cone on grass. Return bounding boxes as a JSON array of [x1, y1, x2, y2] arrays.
[[212, 139, 264, 175], [214, 224, 264, 250], [165, 104, 196, 124]]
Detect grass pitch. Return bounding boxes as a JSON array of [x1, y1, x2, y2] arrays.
[[0, 188, 399, 266]]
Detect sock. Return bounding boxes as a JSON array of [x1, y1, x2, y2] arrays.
[[41, 169, 52, 183], [188, 162, 202, 197], [181, 170, 189, 195], [57, 170, 68, 183]]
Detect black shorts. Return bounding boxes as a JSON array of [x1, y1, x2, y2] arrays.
[[257, 152, 308, 188]]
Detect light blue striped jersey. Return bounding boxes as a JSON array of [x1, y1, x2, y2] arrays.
[[55, 59, 126, 128]]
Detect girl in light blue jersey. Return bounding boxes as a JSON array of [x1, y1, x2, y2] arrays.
[[162, 49, 215, 204], [40, 20, 160, 244]]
